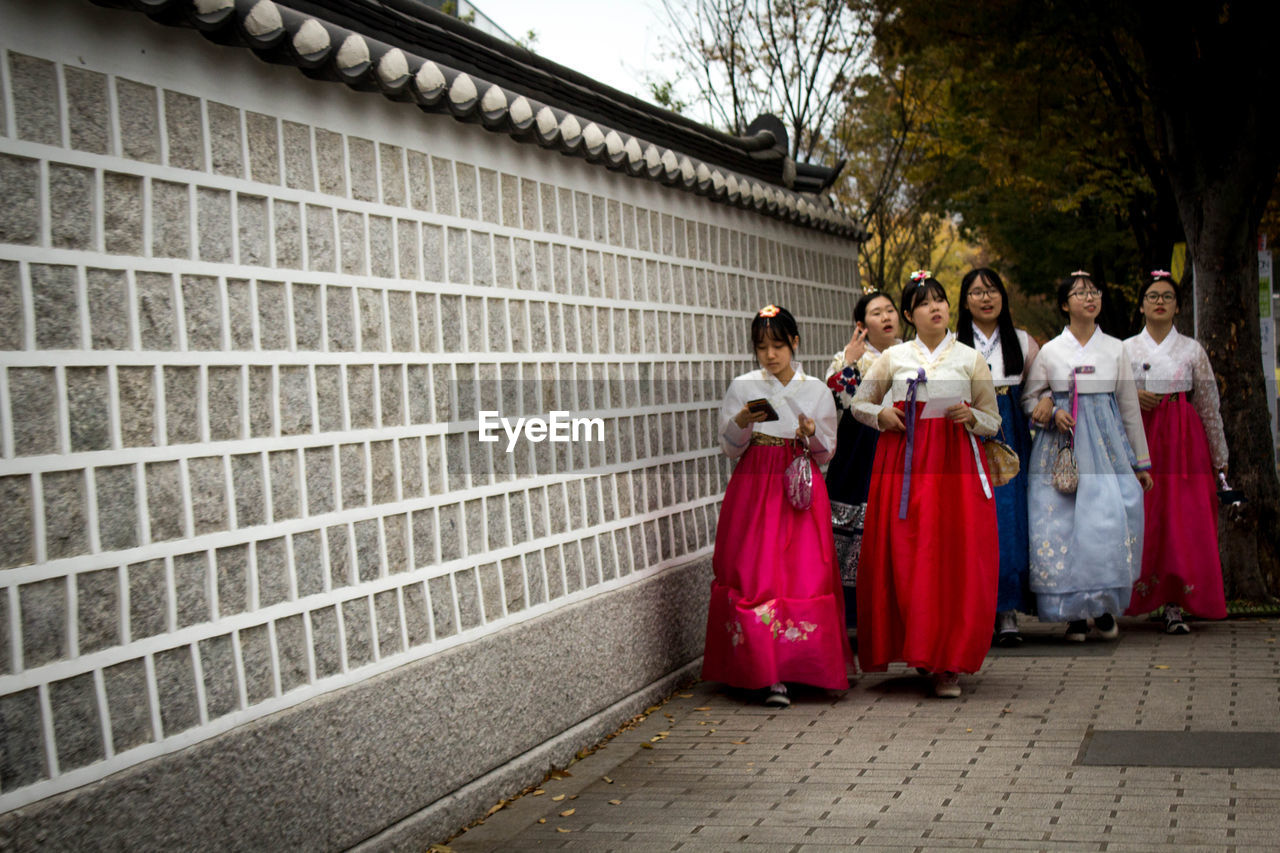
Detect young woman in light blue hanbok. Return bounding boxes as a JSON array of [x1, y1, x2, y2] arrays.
[[1022, 272, 1154, 642]]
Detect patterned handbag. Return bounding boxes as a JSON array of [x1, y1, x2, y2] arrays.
[[1051, 429, 1078, 495], [830, 500, 865, 585], [984, 435, 1020, 488], [782, 439, 813, 510]]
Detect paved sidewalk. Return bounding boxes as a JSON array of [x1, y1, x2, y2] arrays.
[[447, 617, 1280, 851]]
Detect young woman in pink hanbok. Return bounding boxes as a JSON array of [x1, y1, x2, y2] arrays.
[[702, 305, 854, 706], [1123, 272, 1229, 633]]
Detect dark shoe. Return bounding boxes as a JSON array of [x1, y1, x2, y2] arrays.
[[995, 611, 1023, 646], [1164, 606, 1191, 635], [764, 683, 791, 707], [932, 672, 962, 698], [1065, 620, 1089, 643], [1094, 613, 1120, 640]]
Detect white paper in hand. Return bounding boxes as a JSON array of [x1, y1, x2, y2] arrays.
[[919, 395, 963, 419]]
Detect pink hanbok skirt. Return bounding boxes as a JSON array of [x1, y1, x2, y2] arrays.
[[1125, 395, 1227, 618], [702, 443, 853, 690]]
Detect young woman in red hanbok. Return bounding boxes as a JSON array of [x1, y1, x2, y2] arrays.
[[702, 305, 854, 706], [1123, 272, 1229, 633], [851, 272, 1001, 698]]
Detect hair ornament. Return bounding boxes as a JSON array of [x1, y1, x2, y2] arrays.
[[1069, 269, 1090, 277], [909, 270, 932, 283], [1150, 269, 1172, 279], [757, 304, 780, 318]]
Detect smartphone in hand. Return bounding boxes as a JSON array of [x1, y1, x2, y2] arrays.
[[746, 398, 780, 421]]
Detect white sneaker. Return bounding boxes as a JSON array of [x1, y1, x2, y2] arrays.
[[933, 672, 961, 698]]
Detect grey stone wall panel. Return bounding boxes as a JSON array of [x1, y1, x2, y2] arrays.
[[0, 688, 48, 791], [247, 365, 272, 437], [256, 280, 288, 350], [315, 129, 346, 196], [256, 536, 289, 607], [11, 54, 60, 147], [164, 90, 205, 172], [0, 261, 23, 351], [197, 187, 233, 263], [226, 280, 254, 349], [282, 121, 315, 191], [215, 544, 249, 616], [239, 624, 274, 705], [325, 524, 352, 589], [31, 263, 78, 350], [76, 567, 120, 654], [173, 551, 210, 629], [230, 453, 265, 528], [292, 530, 324, 598], [42, 469, 88, 560], [10, 367, 59, 457], [379, 143, 406, 207], [185, 454, 228, 532], [275, 613, 308, 693], [290, 282, 322, 351], [353, 518, 379, 582], [339, 211, 366, 276], [348, 137, 376, 203], [154, 645, 200, 736], [128, 558, 167, 640], [340, 597, 373, 667], [245, 112, 280, 186], [103, 171, 144, 256], [198, 634, 239, 720], [268, 449, 300, 521], [151, 180, 190, 259], [65, 66, 110, 154]]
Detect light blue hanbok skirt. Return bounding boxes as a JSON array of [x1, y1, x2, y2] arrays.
[[1027, 392, 1144, 621]]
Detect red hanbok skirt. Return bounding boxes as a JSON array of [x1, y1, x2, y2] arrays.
[[857, 402, 999, 675], [1125, 395, 1226, 618], [702, 443, 854, 690]]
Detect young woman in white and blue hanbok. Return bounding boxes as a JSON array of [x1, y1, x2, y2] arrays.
[[956, 269, 1040, 646], [1022, 273, 1153, 642]]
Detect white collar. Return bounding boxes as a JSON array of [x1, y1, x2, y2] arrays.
[[912, 330, 955, 361], [1140, 325, 1179, 352], [760, 363, 807, 390], [1059, 325, 1101, 351]]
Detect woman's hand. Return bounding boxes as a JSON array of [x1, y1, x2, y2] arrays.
[[1030, 396, 1054, 427], [1053, 407, 1076, 431], [733, 405, 769, 429], [877, 406, 906, 433], [843, 326, 869, 366], [946, 402, 976, 427], [1137, 389, 1165, 412], [795, 414, 816, 440], [1136, 470, 1154, 492]]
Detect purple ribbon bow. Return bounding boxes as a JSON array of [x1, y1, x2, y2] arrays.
[[898, 367, 927, 519]]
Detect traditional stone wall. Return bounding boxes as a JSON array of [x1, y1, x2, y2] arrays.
[[0, 0, 860, 846]]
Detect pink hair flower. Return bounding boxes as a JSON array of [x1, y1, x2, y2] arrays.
[[1150, 269, 1172, 278], [1070, 269, 1090, 277], [757, 304, 780, 318], [909, 269, 931, 283]]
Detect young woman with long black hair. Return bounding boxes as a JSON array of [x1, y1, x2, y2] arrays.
[[702, 305, 854, 706], [956, 268, 1040, 646], [852, 272, 1001, 698]]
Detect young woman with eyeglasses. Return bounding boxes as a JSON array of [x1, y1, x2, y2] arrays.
[[851, 272, 1001, 698], [956, 268, 1040, 647], [1022, 272, 1154, 643], [702, 305, 854, 707], [1121, 272, 1228, 634]]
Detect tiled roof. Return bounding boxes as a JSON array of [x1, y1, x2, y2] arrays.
[[90, 0, 866, 240]]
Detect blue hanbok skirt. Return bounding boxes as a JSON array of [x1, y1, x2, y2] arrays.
[[1027, 392, 1144, 621], [993, 386, 1033, 614]]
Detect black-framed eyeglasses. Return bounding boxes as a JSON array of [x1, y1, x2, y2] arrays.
[[1069, 288, 1101, 300], [968, 288, 999, 300], [1143, 292, 1177, 304]]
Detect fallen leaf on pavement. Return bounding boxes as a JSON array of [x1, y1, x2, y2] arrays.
[[559, 809, 575, 817], [556, 827, 572, 833], [640, 742, 653, 749], [602, 776, 613, 783], [695, 707, 711, 711], [531, 789, 545, 796], [486, 803, 504, 816], [1154, 665, 1170, 670], [551, 794, 565, 801], [731, 740, 748, 745], [677, 693, 693, 698], [609, 799, 621, 805]]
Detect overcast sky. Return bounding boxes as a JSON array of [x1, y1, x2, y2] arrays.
[[470, 0, 678, 106]]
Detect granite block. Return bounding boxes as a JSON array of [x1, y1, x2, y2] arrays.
[[206, 101, 243, 177], [146, 460, 184, 542], [66, 67, 110, 154], [524, 551, 546, 605], [248, 365, 273, 437], [326, 285, 354, 351], [306, 205, 336, 272], [370, 439, 396, 504], [384, 513, 408, 575], [315, 129, 346, 196], [342, 598, 373, 667], [403, 582, 431, 647], [278, 366, 312, 437], [20, 578, 67, 668], [268, 450, 299, 522], [173, 551, 210, 629], [327, 525, 352, 589], [104, 658, 153, 752], [0, 688, 47, 791], [240, 624, 275, 705], [455, 568, 482, 629], [292, 530, 325, 598], [75, 567, 119, 655], [226, 280, 253, 350], [422, 224, 443, 283], [379, 364, 404, 428], [10, 366, 59, 455], [379, 143, 406, 206], [94, 464, 138, 552], [447, 227, 468, 284], [438, 503, 462, 562], [314, 365, 343, 433], [199, 634, 239, 719], [66, 366, 110, 452], [353, 518, 380, 582], [411, 508, 435, 569], [374, 590, 403, 658], [304, 447, 336, 516], [206, 366, 242, 442], [291, 282, 322, 351], [231, 453, 265, 528], [181, 274, 222, 351], [196, 188, 233, 263], [164, 366, 200, 445], [127, 558, 167, 640], [154, 646, 199, 736], [282, 121, 315, 191], [136, 271, 177, 350], [348, 137, 376, 202], [543, 545, 565, 600], [10, 54, 59, 145], [397, 220, 419, 280], [310, 606, 342, 678], [217, 540, 249, 614], [245, 112, 280, 185], [370, 215, 394, 278], [0, 262, 22, 351], [43, 469, 88, 560], [50, 672, 103, 772], [431, 156, 456, 215], [340, 211, 367, 276], [427, 575, 455, 638], [339, 443, 368, 509], [357, 287, 384, 350], [256, 536, 290, 607], [48, 164, 94, 251], [151, 180, 190, 259], [272, 200, 302, 269], [0, 154, 39, 246], [257, 280, 288, 350], [275, 614, 308, 693]]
